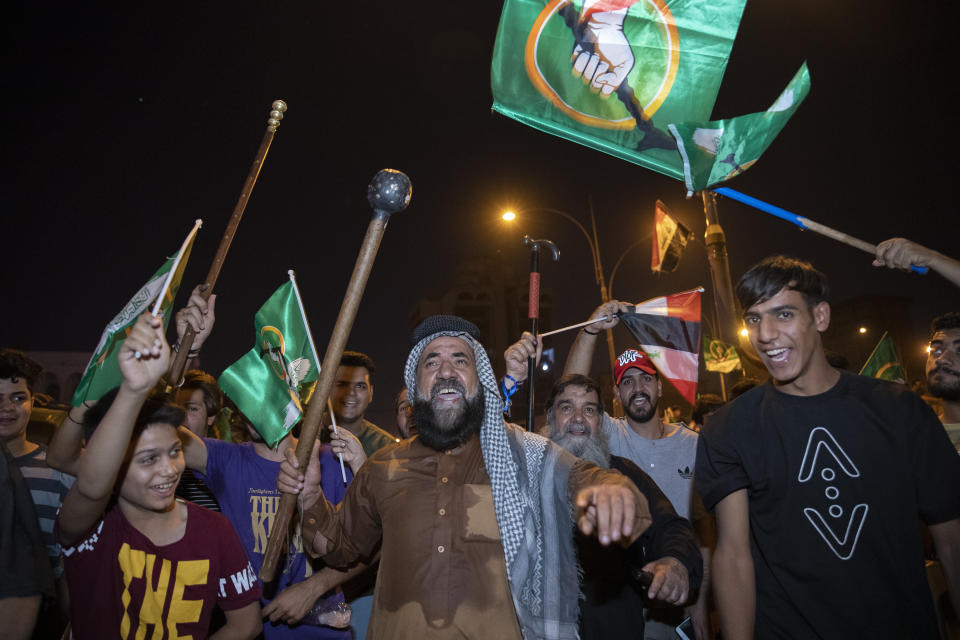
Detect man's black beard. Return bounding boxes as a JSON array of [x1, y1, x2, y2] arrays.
[[624, 392, 658, 423], [413, 383, 485, 451], [546, 419, 610, 469], [929, 367, 960, 402]]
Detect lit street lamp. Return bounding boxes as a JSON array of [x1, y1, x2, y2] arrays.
[[501, 204, 625, 414]]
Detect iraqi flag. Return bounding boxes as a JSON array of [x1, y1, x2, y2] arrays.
[[651, 200, 694, 274], [618, 288, 702, 404]]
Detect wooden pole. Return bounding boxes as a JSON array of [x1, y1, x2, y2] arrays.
[[259, 169, 411, 582], [713, 186, 928, 273], [165, 99, 287, 386]]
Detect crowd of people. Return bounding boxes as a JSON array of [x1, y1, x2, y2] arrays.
[[1, 237, 958, 640]]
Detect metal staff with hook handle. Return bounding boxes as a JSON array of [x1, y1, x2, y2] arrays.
[[165, 99, 288, 387], [523, 236, 559, 431], [259, 169, 412, 582]]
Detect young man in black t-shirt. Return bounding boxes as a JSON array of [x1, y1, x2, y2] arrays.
[[696, 256, 960, 640]]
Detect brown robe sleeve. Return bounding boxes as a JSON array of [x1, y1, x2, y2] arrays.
[[301, 460, 382, 567], [567, 458, 653, 544]]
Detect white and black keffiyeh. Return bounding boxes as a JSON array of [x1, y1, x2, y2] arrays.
[[405, 318, 581, 640]]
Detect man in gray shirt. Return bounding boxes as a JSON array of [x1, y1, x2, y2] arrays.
[[564, 301, 715, 640]]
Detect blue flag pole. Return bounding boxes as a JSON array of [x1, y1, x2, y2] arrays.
[[713, 187, 927, 274]]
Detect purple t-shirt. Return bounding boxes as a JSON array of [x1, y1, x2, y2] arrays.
[[198, 439, 352, 639]]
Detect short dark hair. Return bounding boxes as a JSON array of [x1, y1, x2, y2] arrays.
[[691, 393, 724, 425], [340, 351, 376, 384], [0, 349, 42, 391], [83, 387, 185, 444], [181, 370, 222, 418], [932, 312, 960, 334], [736, 255, 829, 311], [544, 374, 605, 416]]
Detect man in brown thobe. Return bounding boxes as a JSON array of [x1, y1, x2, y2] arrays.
[[279, 315, 651, 639]]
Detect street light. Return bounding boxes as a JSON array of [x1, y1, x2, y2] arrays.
[[500, 205, 607, 302], [500, 204, 622, 414]]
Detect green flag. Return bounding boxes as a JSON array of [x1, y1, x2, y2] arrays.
[[218, 280, 320, 448], [72, 223, 200, 405], [669, 64, 811, 193], [703, 335, 741, 373], [859, 331, 906, 383], [490, 0, 807, 190]]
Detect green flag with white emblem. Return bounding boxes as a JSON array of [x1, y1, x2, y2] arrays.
[[703, 335, 742, 374], [859, 331, 906, 384], [72, 222, 200, 405], [490, 0, 808, 191], [219, 279, 320, 447], [669, 64, 811, 193]]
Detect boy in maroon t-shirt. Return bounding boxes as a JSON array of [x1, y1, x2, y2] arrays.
[[57, 313, 261, 639]]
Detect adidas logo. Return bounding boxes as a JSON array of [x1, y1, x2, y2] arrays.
[[677, 466, 693, 480]]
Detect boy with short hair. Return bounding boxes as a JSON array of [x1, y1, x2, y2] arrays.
[[697, 256, 960, 639], [56, 313, 262, 639]]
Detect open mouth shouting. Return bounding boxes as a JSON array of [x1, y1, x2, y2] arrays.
[[566, 422, 589, 438], [629, 393, 651, 411], [431, 379, 467, 406]]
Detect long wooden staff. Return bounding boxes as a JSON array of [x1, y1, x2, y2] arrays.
[[259, 169, 412, 582], [165, 99, 288, 386]]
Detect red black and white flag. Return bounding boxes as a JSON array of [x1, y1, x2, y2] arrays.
[[651, 200, 694, 274], [618, 288, 703, 404]]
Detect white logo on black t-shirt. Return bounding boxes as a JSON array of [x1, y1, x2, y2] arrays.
[[797, 427, 868, 560]]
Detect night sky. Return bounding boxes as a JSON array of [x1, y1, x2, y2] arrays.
[[4, 1, 957, 427]]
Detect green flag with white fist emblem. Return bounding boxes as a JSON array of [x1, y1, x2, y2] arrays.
[[490, 0, 808, 191]]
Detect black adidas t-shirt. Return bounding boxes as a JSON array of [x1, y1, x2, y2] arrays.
[[696, 371, 960, 639]]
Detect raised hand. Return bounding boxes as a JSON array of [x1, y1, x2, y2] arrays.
[[589, 299, 630, 331], [329, 425, 366, 474], [119, 312, 169, 394], [175, 284, 216, 349], [504, 332, 541, 384]]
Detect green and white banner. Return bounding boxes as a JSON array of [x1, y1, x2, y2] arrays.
[[219, 279, 320, 448], [491, 0, 808, 191], [669, 64, 810, 193], [703, 335, 742, 374], [859, 331, 906, 384], [72, 221, 200, 405]]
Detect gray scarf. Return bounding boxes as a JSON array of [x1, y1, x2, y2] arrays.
[[405, 331, 581, 640]]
